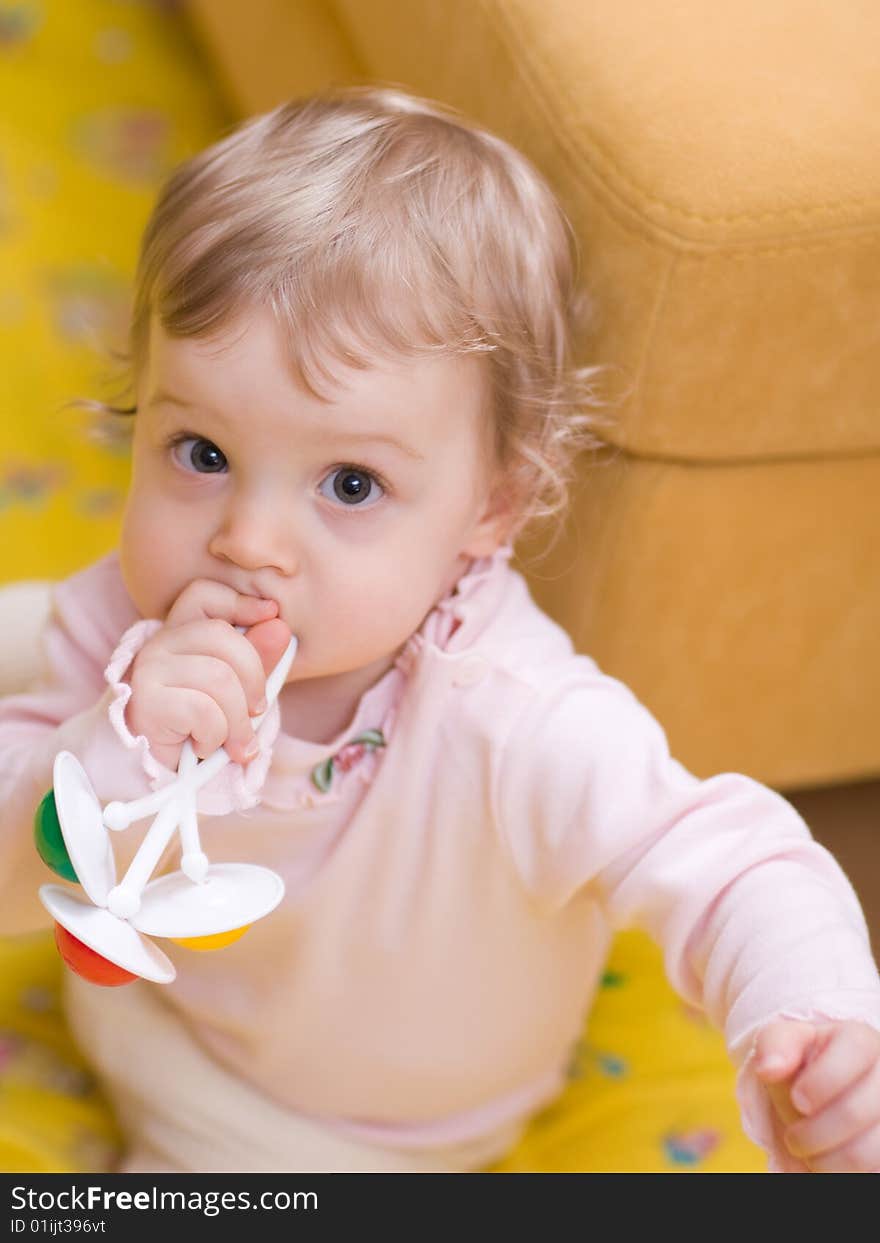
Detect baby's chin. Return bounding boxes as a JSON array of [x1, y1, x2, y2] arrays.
[[281, 643, 400, 687], [280, 657, 359, 686]]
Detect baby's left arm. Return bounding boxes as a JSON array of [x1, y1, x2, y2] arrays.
[[753, 1018, 880, 1173], [494, 659, 880, 1173]]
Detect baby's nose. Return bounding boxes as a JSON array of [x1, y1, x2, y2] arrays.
[[209, 500, 299, 576]]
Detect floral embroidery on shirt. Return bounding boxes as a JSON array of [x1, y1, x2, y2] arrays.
[[310, 729, 387, 793]]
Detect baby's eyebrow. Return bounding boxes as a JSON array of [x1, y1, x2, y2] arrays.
[[149, 390, 424, 461], [149, 390, 197, 410], [328, 430, 426, 462]]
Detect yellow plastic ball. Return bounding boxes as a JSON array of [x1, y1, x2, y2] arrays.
[[171, 924, 250, 952]]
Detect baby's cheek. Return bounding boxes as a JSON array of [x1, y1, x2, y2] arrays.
[[349, 572, 438, 651], [120, 506, 184, 620]]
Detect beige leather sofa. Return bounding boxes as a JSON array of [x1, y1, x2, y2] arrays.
[[188, 0, 880, 789]]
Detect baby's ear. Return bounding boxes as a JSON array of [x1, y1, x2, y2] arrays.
[[461, 487, 517, 558]]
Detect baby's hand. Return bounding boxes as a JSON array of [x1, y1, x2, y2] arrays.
[[125, 579, 292, 771], [754, 1017, 880, 1172]]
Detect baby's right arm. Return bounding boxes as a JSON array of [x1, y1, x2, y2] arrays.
[[0, 562, 140, 935], [0, 565, 289, 936]]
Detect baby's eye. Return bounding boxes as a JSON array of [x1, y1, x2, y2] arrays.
[[318, 466, 385, 509], [171, 437, 227, 474]]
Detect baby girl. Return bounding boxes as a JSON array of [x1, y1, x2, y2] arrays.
[[1, 86, 879, 1173]]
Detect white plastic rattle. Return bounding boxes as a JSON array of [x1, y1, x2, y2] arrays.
[[34, 632, 298, 986]]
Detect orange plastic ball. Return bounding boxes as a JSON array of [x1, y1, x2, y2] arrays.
[[53, 922, 138, 987]]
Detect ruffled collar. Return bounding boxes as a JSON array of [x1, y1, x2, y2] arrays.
[[394, 544, 514, 675], [261, 545, 513, 808]]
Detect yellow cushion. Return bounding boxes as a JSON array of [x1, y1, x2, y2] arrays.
[[191, 0, 363, 108], [356, 0, 880, 459], [526, 451, 880, 786], [194, 0, 880, 460]]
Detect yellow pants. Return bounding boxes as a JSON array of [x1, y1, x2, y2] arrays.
[[0, 930, 766, 1174]]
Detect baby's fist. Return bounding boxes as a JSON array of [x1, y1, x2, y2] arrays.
[[126, 580, 291, 770], [754, 1017, 880, 1172]]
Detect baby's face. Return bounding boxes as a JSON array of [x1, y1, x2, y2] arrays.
[[119, 307, 504, 686]]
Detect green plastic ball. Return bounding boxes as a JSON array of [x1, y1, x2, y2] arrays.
[[34, 788, 79, 883]]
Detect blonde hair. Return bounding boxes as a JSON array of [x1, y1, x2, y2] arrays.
[[98, 84, 609, 536]]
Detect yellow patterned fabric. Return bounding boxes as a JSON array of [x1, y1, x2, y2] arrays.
[[0, 0, 765, 1173], [491, 932, 765, 1172], [0, 0, 230, 582], [0, 932, 120, 1173]]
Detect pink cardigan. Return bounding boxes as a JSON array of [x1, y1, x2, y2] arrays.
[[1, 549, 879, 1169]]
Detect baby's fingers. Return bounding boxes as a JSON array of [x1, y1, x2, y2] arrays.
[[162, 619, 272, 716], [784, 1057, 880, 1167], [243, 617, 293, 679], [804, 1121, 880, 1174], [754, 1018, 820, 1085], [166, 579, 278, 630], [789, 1021, 880, 1116], [169, 655, 259, 763], [138, 686, 231, 770]]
